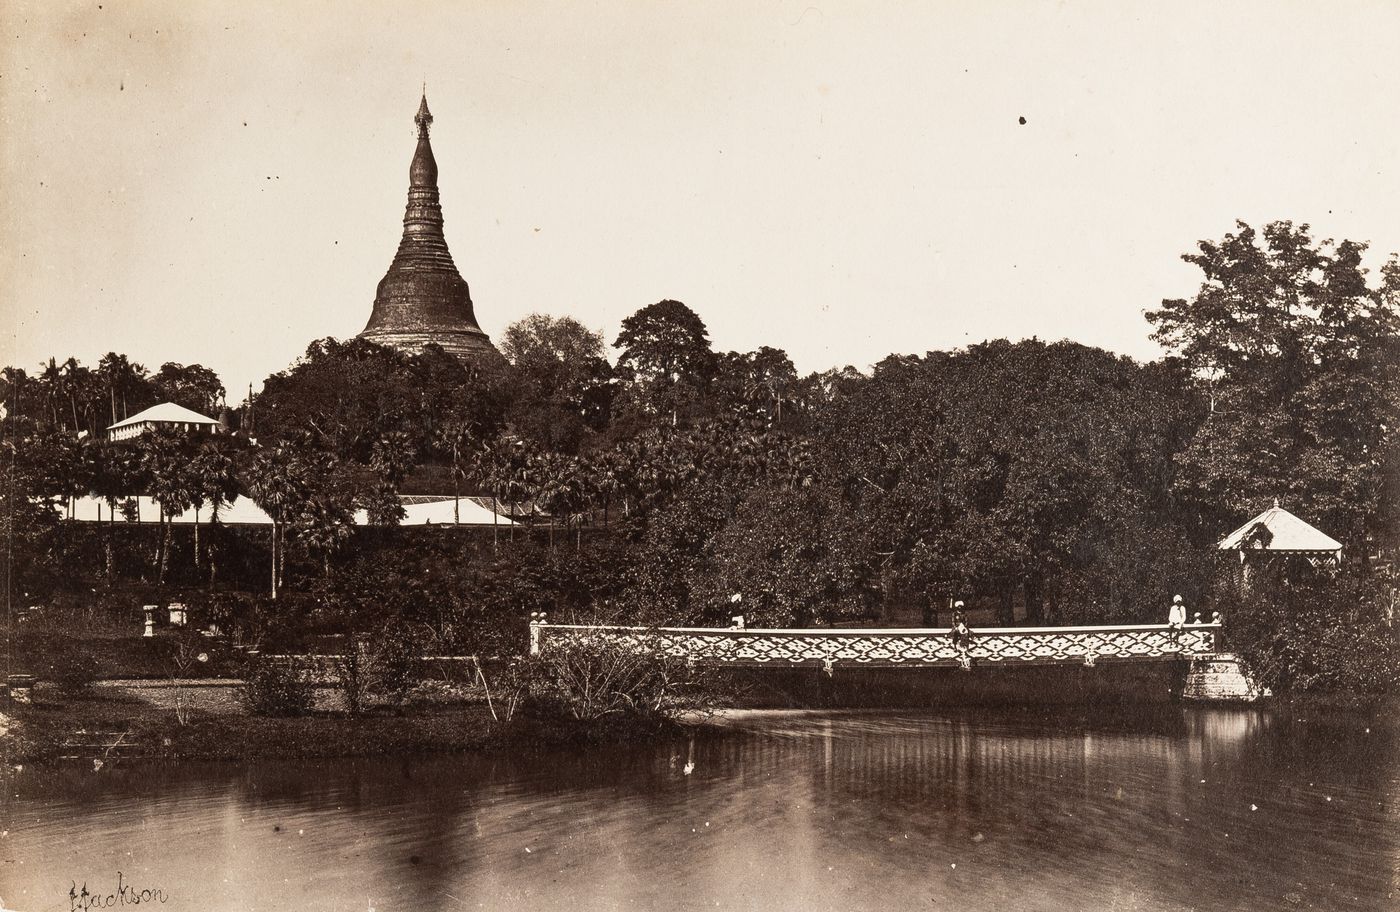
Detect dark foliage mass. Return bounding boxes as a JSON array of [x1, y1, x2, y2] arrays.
[[241, 660, 315, 717], [3, 221, 1398, 695]]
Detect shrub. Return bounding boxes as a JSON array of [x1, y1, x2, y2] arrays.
[[520, 638, 718, 723], [370, 633, 418, 707], [332, 630, 421, 716], [241, 659, 314, 716], [1227, 575, 1400, 696], [48, 646, 100, 695]]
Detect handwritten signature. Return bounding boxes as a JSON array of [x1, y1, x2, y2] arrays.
[[68, 873, 168, 910]]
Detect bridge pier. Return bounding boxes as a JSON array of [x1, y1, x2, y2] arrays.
[[1182, 654, 1266, 702]]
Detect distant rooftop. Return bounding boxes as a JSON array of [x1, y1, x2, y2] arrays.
[[107, 402, 220, 431], [65, 493, 514, 527], [1218, 503, 1342, 554]]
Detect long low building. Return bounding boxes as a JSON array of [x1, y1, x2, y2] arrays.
[[61, 494, 515, 527], [107, 402, 223, 441]]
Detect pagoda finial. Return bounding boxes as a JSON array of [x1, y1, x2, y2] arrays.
[[415, 91, 433, 138]]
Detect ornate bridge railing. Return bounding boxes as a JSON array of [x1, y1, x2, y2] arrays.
[[528, 616, 1221, 669]]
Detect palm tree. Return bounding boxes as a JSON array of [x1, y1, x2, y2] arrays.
[[370, 431, 417, 488], [287, 450, 354, 579], [60, 357, 84, 433], [58, 435, 99, 520], [244, 447, 302, 599], [75, 366, 105, 437], [140, 429, 194, 583], [38, 358, 63, 431], [545, 455, 591, 551], [97, 353, 146, 424], [467, 439, 503, 549], [434, 416, 473, 525], [505, 440, 542, 543], [295, 499, 351, 577], [188, 441, 240, 580], [532, 451, 562, 550], [97, 353, 123, 426], [88, 441, 132, 579], [482, 439, 531, 544], [1, 367, 28, 432], [361, 432, 416, 529], [588, 450, 623, 528]]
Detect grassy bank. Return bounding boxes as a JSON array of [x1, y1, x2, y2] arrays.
[[2, 684, 690, 765]]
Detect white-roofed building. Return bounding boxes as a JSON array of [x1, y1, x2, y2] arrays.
[[64, 493, 513, 527], [1218, 501, 1343, 567], [107, 402, 222, 441]]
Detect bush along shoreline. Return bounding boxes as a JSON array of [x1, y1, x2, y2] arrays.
[[2, 644, 724, 765]]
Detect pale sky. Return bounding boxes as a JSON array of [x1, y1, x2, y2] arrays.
[[3, 1, 1398, 398]]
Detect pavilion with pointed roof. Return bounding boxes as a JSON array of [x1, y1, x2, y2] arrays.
[[1218, 501, 1343, 567], [358, 94, 499, 362]]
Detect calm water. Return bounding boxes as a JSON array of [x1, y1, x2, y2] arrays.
[[3, 706, 1397, 912]]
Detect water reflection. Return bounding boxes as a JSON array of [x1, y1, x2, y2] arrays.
[[3, 706, 1395, 912]]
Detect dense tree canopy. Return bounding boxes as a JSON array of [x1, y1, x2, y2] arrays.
[[4, 219, 1398, 693], [253, 337, 510, 466], [613, 299, 716, 427], [1148, 220, 1400, 555], [691, 340, 1208, 626], [501, 314, 613, 453], [151, 362, 225, 416]]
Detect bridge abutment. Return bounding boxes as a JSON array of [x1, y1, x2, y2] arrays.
[[1182, 654, 1266, 703]]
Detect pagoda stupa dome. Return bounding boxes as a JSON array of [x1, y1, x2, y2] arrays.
[[359, 93, 498, 363]]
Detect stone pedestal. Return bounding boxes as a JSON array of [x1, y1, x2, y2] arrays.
[[1182, 654, 1266, 702]]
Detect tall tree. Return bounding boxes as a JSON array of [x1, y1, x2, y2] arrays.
[[187, 438, 242, 579], [288, 449, 356, 577], [244, 445, 304, 598], [466, 437, 505, 549], [502, 314, 613, 451], [714, 347, 798, 425], [365, 431, 416, 526], [434, 415, 475, 525], [139, 429, 195, 583], [38, 358, 63, 430], [152, 362, 225, 415], [1147, 221, 1400, 557], [614, 300, 716, 427], [815, 340, 1203, 625], [87, 441, 135, 579], [96, 352, 151, 424]]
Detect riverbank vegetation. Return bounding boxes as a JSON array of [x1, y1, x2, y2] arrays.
[[4, 642, 721, 764], [3, 220, 1398, 704]]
